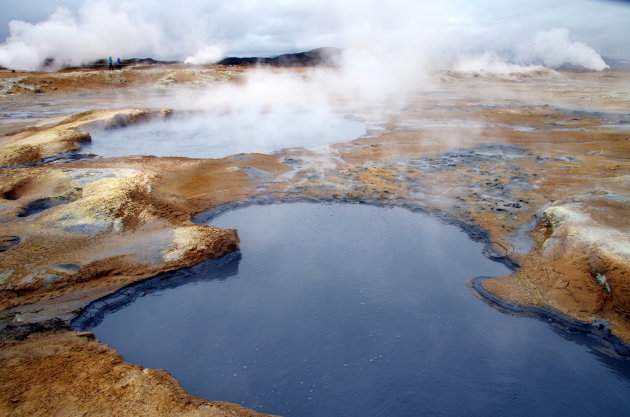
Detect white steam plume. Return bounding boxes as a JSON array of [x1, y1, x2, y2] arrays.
[[0, 2, 164, 70], [180, 45, 433, 115], [516, 28, 609, 71], [453, 52, 541, 74], [184, 45, 225, 65], [452, 28, 609, 74]]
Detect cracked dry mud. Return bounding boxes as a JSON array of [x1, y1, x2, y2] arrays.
[[0, 66, 629, 416]]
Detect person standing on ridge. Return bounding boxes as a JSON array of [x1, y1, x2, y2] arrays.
[[117, 57, 121, 69], [108, 56, 113, 70]]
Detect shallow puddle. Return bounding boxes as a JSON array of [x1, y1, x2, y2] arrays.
[[17, 196, 71, 217], [77, 203, 630, 417]]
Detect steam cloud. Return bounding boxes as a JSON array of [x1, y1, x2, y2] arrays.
[[515, 28, 609, 71], [0, 2, 164, 70], [184, 45, 225, 65], [0, 0, 628, 72], [454, 28, 610, 74], [1, 0, 626, 161]]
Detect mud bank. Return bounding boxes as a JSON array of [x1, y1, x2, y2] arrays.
[[469, 276, 630, 357], [0, 67, 629, 415], [0, 330, 273, 417]]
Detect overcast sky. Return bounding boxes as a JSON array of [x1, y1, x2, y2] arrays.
[[0, 0, 628, 70]]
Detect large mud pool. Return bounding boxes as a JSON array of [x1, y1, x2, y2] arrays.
[[83, 109, 369, 158], [74, 203, 630, 417]]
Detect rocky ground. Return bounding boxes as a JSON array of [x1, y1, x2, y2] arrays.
[[0, 64, 629, 415]]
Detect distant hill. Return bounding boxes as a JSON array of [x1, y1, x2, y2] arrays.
[[603, 57, 630, 72], [54, 48, 342, 71], [60, 57, 178, 71], [22, 49, 628, 72], [217, 47, 342, 67]]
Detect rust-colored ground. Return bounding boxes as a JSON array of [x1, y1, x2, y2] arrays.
[[0, 65, 629, 416]]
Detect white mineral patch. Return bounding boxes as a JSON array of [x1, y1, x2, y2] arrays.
[[162, 227, 199, 263], [595, 272, 612, 293], [0, 76, 25, 95], [544, 205, 592, 228], [38, 168, 152, 235], [67, 168, 141, 185], [543, 203, 630, 262]]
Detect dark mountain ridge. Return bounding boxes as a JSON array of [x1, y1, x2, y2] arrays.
[[217, 47, 342, 67]]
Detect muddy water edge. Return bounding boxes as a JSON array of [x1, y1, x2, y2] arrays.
[[0, 68, 629, 416], [77, 203, 630, 417]]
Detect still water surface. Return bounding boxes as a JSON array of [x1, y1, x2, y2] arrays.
[[87, 204, 630, 417]]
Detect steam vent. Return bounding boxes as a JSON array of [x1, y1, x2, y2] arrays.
[[1, 1, 630, 416]]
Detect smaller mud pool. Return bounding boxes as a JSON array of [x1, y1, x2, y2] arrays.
[[77, 204, 630, 417], [83, 109, 367, 158]]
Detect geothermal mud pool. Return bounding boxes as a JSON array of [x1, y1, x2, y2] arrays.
[[0, 66, 629, 416], [83, 109, 369, 159], [76, 203, 630, 417]]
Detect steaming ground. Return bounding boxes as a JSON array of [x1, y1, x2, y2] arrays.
[[0, 64, 629, 416], [84, 109, 368, 158]]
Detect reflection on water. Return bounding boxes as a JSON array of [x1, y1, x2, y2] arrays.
[[78, 203, 630, 417], [71, 252, 241, 330]]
